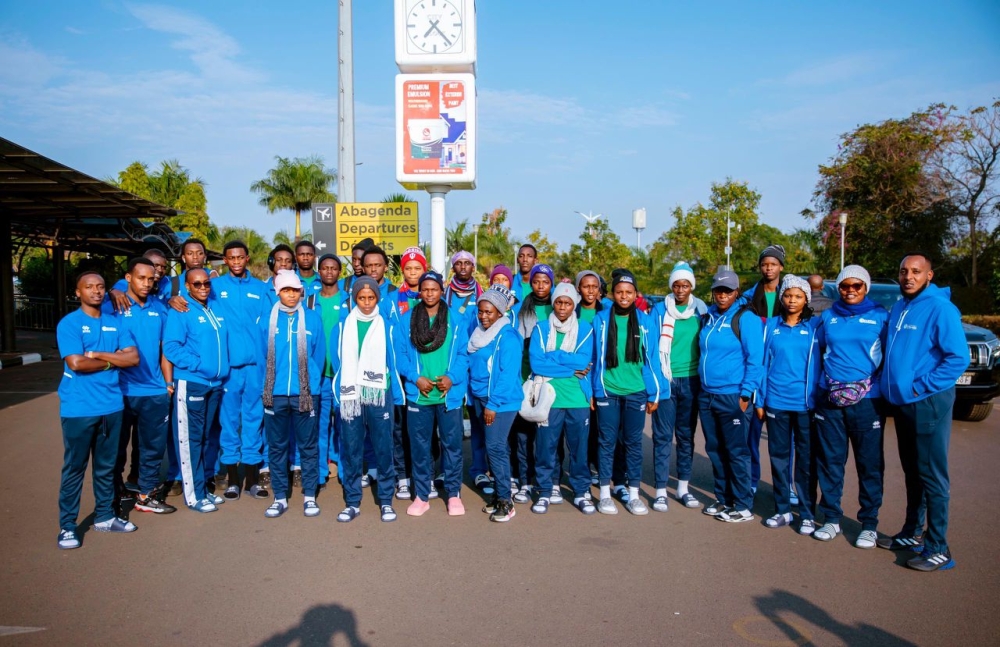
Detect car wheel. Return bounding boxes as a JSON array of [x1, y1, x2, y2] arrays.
[[954, 401, 993, 422]]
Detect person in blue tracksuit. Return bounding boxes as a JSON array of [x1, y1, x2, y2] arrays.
[[592, 269, 663, 517], [56, 271, 140, 549], [294, 240, 323, 300], [759, 275, 821, 533], [333, 276, 405, 523], [102, 258, 176, 515], [697, 267, 764, 524], [528, 282, 596, 515], [256, 270, 326, 519], [813, 265, 888, 547], [395, 271, 471, 517], [107, 248, 172, 312], [881, 253, 969, 572], [211, 240, 270, 501], [264, 244, 296, 309], [468, 284, 523, 523], [649, 262, 709, 512], [575, 270, 613, 484], [163, 268, 230, 513]]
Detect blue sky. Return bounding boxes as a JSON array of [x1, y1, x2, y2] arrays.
[[2, 1, 998, 252]]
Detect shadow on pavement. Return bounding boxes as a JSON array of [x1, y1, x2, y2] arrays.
[[256, 603, 370, 647], [753, 589, 918, 646]]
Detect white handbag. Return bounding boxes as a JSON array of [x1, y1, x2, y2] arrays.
[[519, 376, 556, 423]]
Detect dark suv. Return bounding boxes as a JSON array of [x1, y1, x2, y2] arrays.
[[823, 281, 1000, 422]]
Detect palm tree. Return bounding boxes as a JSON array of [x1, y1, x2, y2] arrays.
[[382, 192, 416, 203], [250, 156, 337, 240]]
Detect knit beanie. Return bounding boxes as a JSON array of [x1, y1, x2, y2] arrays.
[[529, 263, 554, 285], [317, 253, 342, 269], [478, 284, 512, 314], [401, 246, 427, 271], [418, 271, 444, 290], [574, 270, 601, 291], [779, 275, 812, 304], [836, 265, 871, 292], [551, 282, 581, 306], [450, 250, 476, 268], [611, 268, 636, 290], [668, 262, 696, 289], [758, 244, 786, 267], [352, 276, 380, 300], [490, 264, 514, 285]]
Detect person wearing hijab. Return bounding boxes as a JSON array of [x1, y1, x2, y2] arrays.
[[333, 276, 405, 523], [395, 271, 471, 516], [444, 250, 483, 317], [592, 269, 663, 516], [813, 265, 888, 547], [649, 261, 709, 511], [490, 265, 519, 315], [698, 267, 764, 524], [468, 284, 523, 522], [256, 270, 326, 519], [528, 283, 596, 514], [759, 275, 821, 532]]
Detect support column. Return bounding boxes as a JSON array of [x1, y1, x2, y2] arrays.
[[0, 218, 15, 351], [53, 245, 67, 322], [427, 185, 451, 273], [338, 0, 356, 203]]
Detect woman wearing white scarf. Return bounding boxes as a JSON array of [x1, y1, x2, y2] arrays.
[[650, 262, 708, 512], [527, 283, 597, 515], [334, 277, 403, 523]]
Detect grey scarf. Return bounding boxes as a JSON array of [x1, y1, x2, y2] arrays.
[[263, 302, 313, 412]]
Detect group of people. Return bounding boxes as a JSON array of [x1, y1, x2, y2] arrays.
[[55, 236, 968, 573]]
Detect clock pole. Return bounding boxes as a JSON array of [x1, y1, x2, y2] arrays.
[[426, 185, 451, 273]]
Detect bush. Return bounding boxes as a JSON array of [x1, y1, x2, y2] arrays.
[[951, 285, 996, 315], [962, 315, 1000, 336]]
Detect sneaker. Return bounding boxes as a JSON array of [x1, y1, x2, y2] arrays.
[[651, 496, 669, 513], [512, 485, 533, 504], [93, 517, 138, 533], [447, 496, 466, 516], [206, 492, 225, 506], [303, 500, 321, 518], [719, 509, 754, 523], [678, 492, 701, 509], [574, 495, 597, 515], [337, 506, 360, 522], [482, 495, 499, 515], [291, 469, 302, 488], [407, 498, 431, 516], [906, 548, 955, 572], [167, 481, 183, 497], [597, 497, 618, 515], [189, 498, 218, 514], [855, 530, 878, 549], [135, 494, 177, 514], [490, 499, 516, 523], [626, 498, 649, 516], [799, 519, 816, 536], [57, 530, 81, 550], [264, 501, 287, 518], [531, 498, 550, 514], [703, 500, 728, 517], [473, 474, 494, 495], [764, 513, 791, 528], [223, 484, 241, 501], [876, 532, 924, 552], [259, 471, 271, 488], [813, 522, 841, 542], [396, 483, 412, 500], [361, 472, 375, 488], [380, 505, 397, 522], [549, 486, 564, 504]]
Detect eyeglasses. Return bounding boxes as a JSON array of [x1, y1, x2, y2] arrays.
[[189, 281, 211, 289], [838, 282, 865, 292]]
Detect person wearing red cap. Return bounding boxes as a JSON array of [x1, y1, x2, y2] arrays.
[[394, 246, 427, 319]]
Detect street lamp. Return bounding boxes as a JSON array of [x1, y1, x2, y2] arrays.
[[839, 211, 848, 271], [472, 223, 480, 264], [725, 214, 741, 270]]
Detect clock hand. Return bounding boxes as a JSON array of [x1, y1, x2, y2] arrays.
[[423, 19, 440, 38], [430, 23, 452, 46]]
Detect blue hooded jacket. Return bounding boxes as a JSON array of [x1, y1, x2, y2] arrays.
[[163, 300, 230, 387], [591, 308, 664, 402], [210, 272, 268, 368], [760, 316, 822, 411], [529, 318, 595, 403], [698, 305, 764, 398], [331, 306, 405, 408], [394, 306, 471, 412], [881, 284, 969, 405], [468, 323, 523, 412], [817, 302, 888, 399], [256, 305, 326, 397]]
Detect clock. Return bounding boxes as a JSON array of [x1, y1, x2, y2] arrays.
[[406, 0, 463, 54]]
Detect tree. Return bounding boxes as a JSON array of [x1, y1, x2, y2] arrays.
[[381, 192, 416, 203], [561, 218, 635, 288], [250, 156, 337, 240], [110, 159, 213, 242]]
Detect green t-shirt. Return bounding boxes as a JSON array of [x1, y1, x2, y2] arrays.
[[416, 315, 452, 406], [520, 279, 532, 300], [550, 332, 590, 409], [669, 304, 699, 378], [579, 307, 597, 324], [764, 290, 777, 317], [300, 273, 318, 289], [318, 293, 342, 377], [357, 319, 372, 358], [521, 303, 554, 380], [604, 315, 646, 396]]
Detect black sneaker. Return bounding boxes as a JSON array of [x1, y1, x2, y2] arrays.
[[906, 548, 955, 572], [292, 469, 302, 488], [876, 532, 924, 552], [482, 494, 499, 515], [490, 499, 516, 523], [703, 500, 728, 517], [135, 494, 177, 514]]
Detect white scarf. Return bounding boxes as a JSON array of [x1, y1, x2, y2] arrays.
[[658, 295, 699, 381], [339, 305, 388, 421], [545, 311, 578, 352], [468, 316, 510, 354]]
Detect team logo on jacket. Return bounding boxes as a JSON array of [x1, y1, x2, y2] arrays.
[[904, 324, 918, 330], [732, 418, 742, 426], [101, 326, 117, 332], [81, 325, 91, 334], [198, 316, 206, 323], [248, 293, 260, 299], [363, 370, 384, 381], [859, 318, 877, 325], [383, 412, 391, 420], [829, 318, 838, 324], [221, 291, 228, 298]]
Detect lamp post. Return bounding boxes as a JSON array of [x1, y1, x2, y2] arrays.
[[725, 212, 740, 270], [839, 211, 848, 271], [632, 208, 646, 249], [472, 223, 480, 264]]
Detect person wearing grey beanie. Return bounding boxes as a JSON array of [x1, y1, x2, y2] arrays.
[[573, 269, 610, 481]]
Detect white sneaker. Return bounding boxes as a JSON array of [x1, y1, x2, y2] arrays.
[[598, 497, 618, 515]]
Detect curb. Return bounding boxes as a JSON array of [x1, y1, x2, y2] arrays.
[[0, 353, 42, 370]]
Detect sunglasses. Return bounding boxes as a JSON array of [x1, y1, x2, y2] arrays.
[[838, 282, 865, 292], [189, 281, 211, 289]]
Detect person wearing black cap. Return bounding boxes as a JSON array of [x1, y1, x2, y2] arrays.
[[698, 267, 764, 524], [294, 240, 322, 300], [592, 269, 664, 516], [340, 238, 374, 306]]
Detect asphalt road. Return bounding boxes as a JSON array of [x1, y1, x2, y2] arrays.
[[1, 360, 998, 647]]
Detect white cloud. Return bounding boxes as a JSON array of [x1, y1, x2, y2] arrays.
[[65, 26, 85, 35], [763, 53, 886, 88]]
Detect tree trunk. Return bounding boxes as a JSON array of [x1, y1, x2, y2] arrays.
[[295, 208, 301, 241], [970, 214, 978, 285]]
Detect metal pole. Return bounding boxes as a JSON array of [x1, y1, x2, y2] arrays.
[[0, 217, 16, 351], [474, 229, 479, 264], [338, 0, 356, 203], [839, 212, 848, 271], [53, 245, 66, 322], [427, 185, 450, 273]]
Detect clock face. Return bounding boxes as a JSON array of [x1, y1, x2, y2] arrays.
[[406, 0, 463, 54]]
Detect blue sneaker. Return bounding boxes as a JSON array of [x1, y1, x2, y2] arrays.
[[189, 498, 218, 513], [907, 549, 955, 572]]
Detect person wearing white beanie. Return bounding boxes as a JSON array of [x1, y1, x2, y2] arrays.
[[649, 262, 709, 511], [836, 265, 871, 292]]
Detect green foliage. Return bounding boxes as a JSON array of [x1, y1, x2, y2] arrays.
[[110, 158, 213, 242], [381, 192, 415, 203], [250, 155, 337, 240]]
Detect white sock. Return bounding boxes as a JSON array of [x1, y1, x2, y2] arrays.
[[398, 478, 410, 487], [656, 488, 667, 498], [612, 484, 626, 494], [260, 467, 270, 474], [275, 498, 287, 507], [304, 495, 316, 503], [94, 519, 112, 529], [783, 512, 792, 522], [677, 480, 690, 497], [574, 496, 586, 505], [629, 486, 639, 502], [600, 485, 611, 500]]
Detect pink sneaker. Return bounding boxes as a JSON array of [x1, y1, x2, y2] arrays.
[[406, 498, 431, 516], [447, 496, 466, 516]]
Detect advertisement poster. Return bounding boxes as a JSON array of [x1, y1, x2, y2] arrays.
[[396, 73, 476, 189]]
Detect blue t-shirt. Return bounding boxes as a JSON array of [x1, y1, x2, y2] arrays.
[[818, 306, 888, 399], [57, 308, 135, 417], [102, 296, 168, 397]]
